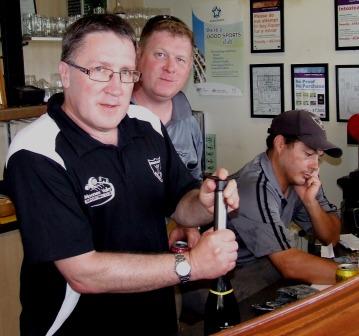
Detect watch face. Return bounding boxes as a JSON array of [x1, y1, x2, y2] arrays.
[[177, 260, 191, 276]]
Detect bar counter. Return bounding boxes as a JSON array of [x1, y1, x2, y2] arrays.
[[218, 274, 359, 336], [0, 224, 22, 336], [181, 243, 357, 335]]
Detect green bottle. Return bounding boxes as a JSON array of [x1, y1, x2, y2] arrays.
[[203, 178, 240, 335]]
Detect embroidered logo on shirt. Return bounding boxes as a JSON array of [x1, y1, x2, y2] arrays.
[[83, 176, 115, 207], [148, 157, 163, 182]]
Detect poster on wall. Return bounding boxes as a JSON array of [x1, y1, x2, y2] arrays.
[[250, 64, 284, 118], [336, 65, 359, 121], [250, 0, 284, 52], [291, 64, 329, 121], [192, 0, 244, 96], [335, 0, 359, 50]]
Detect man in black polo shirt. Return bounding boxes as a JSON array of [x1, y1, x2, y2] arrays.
[[4, 15, 239, 336]]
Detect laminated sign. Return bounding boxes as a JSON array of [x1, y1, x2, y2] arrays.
[[192, 0, 244, 96]]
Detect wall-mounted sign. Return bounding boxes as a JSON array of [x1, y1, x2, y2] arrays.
[[336, 65, 359, 121], [192, 0, 244, 96], [250, 63, 284, 118], [291, 64, 329, 121], [205, 134, 216, 173], [250, 0, 284, 53], [335, 0, 359, 50]]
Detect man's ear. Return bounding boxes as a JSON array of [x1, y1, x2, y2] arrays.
[[273, 134, 286, 153], [58, 61, 70, 89]]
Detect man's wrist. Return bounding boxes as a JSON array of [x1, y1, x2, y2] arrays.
[[174, 253, 191, 284], [303, 198, 320, 211]]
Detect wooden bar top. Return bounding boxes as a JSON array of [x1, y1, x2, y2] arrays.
[[0, 105, 47, 122], [217, 275, 359, 336]]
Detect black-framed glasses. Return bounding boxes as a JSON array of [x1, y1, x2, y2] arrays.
[[65, 61, 141, 83]]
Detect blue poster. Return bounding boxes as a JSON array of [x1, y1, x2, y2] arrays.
[[192, 0, 244, 96]]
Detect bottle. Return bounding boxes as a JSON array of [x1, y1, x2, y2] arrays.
[[170, 240, 189, 254], [113, 0, 126, 19], [204, 276, 240, 335], [203, 177, 240, 335]]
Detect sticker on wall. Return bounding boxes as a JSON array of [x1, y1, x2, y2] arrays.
[[205, 134, 217, 173]]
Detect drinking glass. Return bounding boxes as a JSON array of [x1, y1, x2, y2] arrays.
[[22, 13, 33, 37], [31, 14, 43, 37]]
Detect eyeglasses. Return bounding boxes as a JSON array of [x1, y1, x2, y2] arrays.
[[65, 61, 141, 83]]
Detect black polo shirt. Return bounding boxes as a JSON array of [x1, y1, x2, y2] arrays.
[[5, 93, 199, 335]]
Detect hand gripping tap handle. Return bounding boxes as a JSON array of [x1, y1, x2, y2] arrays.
[[213, 179, 227, 231], [205, 172, 239, 231]]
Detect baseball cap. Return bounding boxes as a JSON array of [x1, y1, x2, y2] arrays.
[[268, 110, 342, 158]]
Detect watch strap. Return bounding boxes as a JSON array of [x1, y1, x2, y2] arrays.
[[174, 253, 191, 284]]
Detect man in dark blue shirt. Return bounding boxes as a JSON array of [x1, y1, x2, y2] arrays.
[[5, 14, 238, 336]]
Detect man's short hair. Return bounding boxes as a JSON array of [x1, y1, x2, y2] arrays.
[[61, 14, 137, 63], [266, 133, 298, 150], [139, 15, 194, 50]]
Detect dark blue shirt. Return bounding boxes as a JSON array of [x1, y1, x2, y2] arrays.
[[5, 93, 199, 335]]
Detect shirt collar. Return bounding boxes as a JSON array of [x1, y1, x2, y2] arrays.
[[47, 93, 145, 157], [170, 91, 192, 122], [259, 152, 289, 200], [131, 91, 192, 123]]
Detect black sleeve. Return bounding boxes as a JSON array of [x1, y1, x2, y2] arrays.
[[5, 150, 94, 264]]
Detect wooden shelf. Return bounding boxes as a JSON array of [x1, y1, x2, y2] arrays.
[[0, 218, 17, 234], [0, 105, 47, 122], [0, 215, 16, 225]]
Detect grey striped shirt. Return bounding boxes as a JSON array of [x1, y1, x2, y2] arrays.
[[229, 152, 339, 265]]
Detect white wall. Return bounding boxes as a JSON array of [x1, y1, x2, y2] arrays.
[[10, 0, 359, 207], [145, 0, 359, 207]]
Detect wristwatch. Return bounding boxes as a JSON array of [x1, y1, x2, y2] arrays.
[[174, 253, 191, 284]]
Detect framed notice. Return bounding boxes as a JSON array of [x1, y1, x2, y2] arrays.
[[336, 65, 359, 121], [291, 64, 329, 121], [250, 0, 284, 52], [250, 64, 284, 118], [335, 0, 359, 50]]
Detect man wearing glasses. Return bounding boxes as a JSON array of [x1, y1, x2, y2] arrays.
[[4, 15, 239, 336]]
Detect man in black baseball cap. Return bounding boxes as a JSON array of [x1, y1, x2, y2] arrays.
[[228, 109, 342, 300], [268, 110, 342, 158]]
